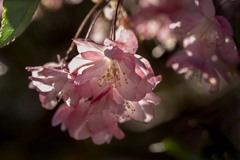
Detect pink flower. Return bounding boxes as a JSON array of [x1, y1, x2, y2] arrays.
[[69, 29, 161, 101], [118, 92, 160, 123], [52, 86, 160, 144], [26, 62, 80, 109], [52, 101, 125, 145], [90, 87, 160, 124], [167, 0, 239, 91], [26, 29, 161, 144]]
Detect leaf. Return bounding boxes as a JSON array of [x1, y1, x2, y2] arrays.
[[162, 138, 204, 160], [0, 0, 40, 48]]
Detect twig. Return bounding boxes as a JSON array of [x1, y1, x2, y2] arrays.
[[110, 0, 123, 40], [85, 0, 110, 39], [64, 0, 106, 61]]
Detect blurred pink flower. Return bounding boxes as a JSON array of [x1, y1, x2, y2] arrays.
[[26, 62, 80, 109], [131, 0, 190, 50], [41, 0, 83, 10], [134, 15, 177, 50], [167, 0, 239, 92]]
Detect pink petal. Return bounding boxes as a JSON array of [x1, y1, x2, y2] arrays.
[[66, 104, 91, 140], [39, 93, 58, 110], [51, 103, 73, 127], [92, 130, 112, 145], [104, 29, 138, 54], [144, 92, 161, 105], [216, 16, 233, 36], [195, 0, 215, 17], [81, 51, 104, 61], [68, 55, 93, 73], [75, 59, 107, 85], [124, 99, 155, 123], [73, 39, 105, 53], [108, 123, 125, 139], [64, 83, 81, 107], [117, 62, 140, 100]]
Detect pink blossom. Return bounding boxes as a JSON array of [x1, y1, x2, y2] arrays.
[[51, 88, 124, 145], [52, 86, 160, 144], [27, 29, 161, 144], [167, 0, 239, 91], [69, 29, 161, 101], [52, 101, 125, 145], [118, 92, 160, 123], [91, 87, 160, 124], [26, 62, 80, 109]]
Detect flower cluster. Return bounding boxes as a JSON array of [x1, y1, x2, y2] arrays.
[[26, 29, 161, 144], [26, 0, 240, 145]]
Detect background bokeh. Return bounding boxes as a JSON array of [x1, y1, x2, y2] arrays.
[[0, 0, 240, 159]]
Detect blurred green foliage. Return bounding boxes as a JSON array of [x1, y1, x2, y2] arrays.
[[0, 0, 39, 48]]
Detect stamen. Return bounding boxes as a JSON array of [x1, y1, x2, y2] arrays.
[[123, 101, 136, 115], [98, 60, 128, 87]]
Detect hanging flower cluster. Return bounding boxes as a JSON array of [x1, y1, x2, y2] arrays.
[[26, 0, 239, 145], [26, 29, 161, 144]]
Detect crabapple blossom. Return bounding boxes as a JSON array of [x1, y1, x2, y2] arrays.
[[52, 101, 125, 145], [69, 29, 161, 101], [52, 86, 160, 144], [26, 62, 80, 109]]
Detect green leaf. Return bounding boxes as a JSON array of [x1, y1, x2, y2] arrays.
[[162, 138, 204, 160], [0, 0, 40, 48]]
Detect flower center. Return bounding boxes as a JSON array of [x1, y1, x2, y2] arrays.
[[110, 101, 136, 121], [123, 101, 136, 115], [98, 60, 128, 87]]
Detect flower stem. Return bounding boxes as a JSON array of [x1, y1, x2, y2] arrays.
[[65, 0, 106, 62], [110, 0, 123, 40], [85, 1, 110, 39]]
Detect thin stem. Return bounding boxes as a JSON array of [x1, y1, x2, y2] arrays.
[[65, 0, 105, 61], [85, 0, 110, 39], [110, 0, 123, 40], [85, 10, 102, 39]]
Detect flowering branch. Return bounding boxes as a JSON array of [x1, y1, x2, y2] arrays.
[[25, 0, 240, 147]]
